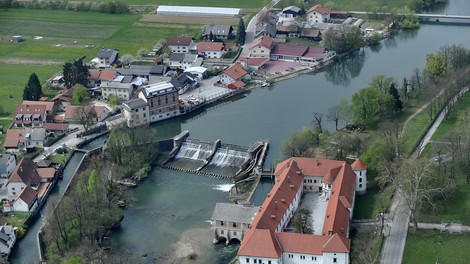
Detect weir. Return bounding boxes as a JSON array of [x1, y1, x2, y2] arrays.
[[163, 131, 267, 179]]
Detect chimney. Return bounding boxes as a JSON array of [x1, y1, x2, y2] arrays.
[[20, 166, 23, 173], [290, 184, 294, 189], [287, 176, 290, 183], [274, 201, 278, 209], [296, 170, 301, 175], [281, 198, 286, 203], [271, 215, 276, 219], [316, 160, 320, 166]]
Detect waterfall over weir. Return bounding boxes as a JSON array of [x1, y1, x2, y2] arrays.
[[162, 132, 267, 179]]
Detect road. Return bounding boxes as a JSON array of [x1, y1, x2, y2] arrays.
[[380, 85, 470, 264]]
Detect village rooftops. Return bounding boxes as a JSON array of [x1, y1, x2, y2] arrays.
[[223, 64, 248, 80], [197, 42, 224, 52], [100, 81, 133, 89], [89, 69, 117, 81], [282, 5, 301, 13], [21, 100, 54, 113], [8, 158, 40, 187], [15, 186, 37, 209], [169, 53, 186, 62], [203, 24, 233, 37], [249, 36, 274, 49], [97, 48, 118, 59], [142, 81, 177, 97], [4, 129, 25, 149], [211, 203, 260, 224], [24, 128, 46, 141], [167, 36, 193, 46], [123, 98, 147, 111], [307, 4, 332, 14]]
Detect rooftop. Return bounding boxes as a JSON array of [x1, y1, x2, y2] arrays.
[[167, 36, 193, 46], [211, 203, 259, 224], [197, 42, 224, 52], [223, 64, 248, 80]]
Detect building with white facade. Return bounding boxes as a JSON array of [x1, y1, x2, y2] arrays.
[[122, 98, 150, 128], [92, 48, 119, 68], [248, 36, 274, 58], [238, 157, 367, 264], [307, 4, 331, 24], [0, 221, 17, 258], [196, 42, 225, 59], [167, 36, 196, 54], [219, 64, 248, 86], [139, 82, 180, 122], [0, 154, 16, 178], [100, 81, 134, 101], [24, 128, 46, 150]]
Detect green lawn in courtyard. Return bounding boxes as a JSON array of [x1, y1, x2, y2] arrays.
[[353, 182, 394, 219], [403, 230, 470, 264]]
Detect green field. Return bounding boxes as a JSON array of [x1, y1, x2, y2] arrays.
[[74, 0, 266, 8], [403, 230, 470, 264], [353, 182, 394, 219], [314, 0, 419, 11]]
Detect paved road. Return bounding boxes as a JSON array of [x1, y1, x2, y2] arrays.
[[33, 124, 84, 162]]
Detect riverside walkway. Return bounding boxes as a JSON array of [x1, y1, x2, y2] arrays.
[[348, 11, 470, 23]]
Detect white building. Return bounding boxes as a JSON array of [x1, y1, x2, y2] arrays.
[[24, 128, 46, 150], [122, 98, 150, 128], [248, 36, 273, 58], [219, 64, 248, 86], [0, 222, 17, 257], [139, 82, 180, 123], [238, 158, 367, 264], [100, 81, 134, 101], [92, 48, 119, 68], [3, 186, 38, 213], [196, 42, 225, 59], [184, 67, 208, 79], [307, 4, 331, 24], [167, 36, 196, 54], [0, 154, 16, 178]]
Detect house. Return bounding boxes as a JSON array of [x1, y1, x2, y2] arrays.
[[138, 82, 180, 123], [255, 22, 277, 38], [183, 54, 199, 70], [196, 42, 225, 59], [122, 98, 150, 128], [276, 24, 300, 37], [0, 154, 16, 178], [14, 104, 47, 128], [300, 28, 323, 41], [4, 129, 25, 151], [117, 65, 154, 79], [88, 69, 117, 87], [239, 57, 269, 71], [167, 36, 196, 53], [6, 158, 40, 198], [3, 186, 38, 213], [184, 67, 208, 79], [24, 128, 47, 150], [169, 53, 186, 68], [43, 123, 69, 133], [211, 203, 260, 244], [281, 5, 302, 18], [91, 48, 119, 68], [307, 4, 332, 24], [64, 105, 110, 123], [171, 72, 199, 94], [0, 221, 17, 257], [237, 157, 367, 264], [150, 65, 168, 76], [248, 36, 273, 58], [219, 64, 248, 86], [203, 25, 234, 40], [100, 81, 134, 101]]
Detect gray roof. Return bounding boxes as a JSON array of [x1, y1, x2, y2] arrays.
[[211, 203, 260, 224], [183, 54, 198, 63], [150, 65, 167, 75], [282, 5, 301, 13], [97, 48, 118, 59], [101, 81, 133, 89], [123, 98, 148, 111], [204, 25, 233, 36], [169, 53, 185, 62], [25, 128, 46, 141], [256, 23, 277, 37], [117, 65, 153, 77]]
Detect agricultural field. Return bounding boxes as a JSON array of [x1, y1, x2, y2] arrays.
[[313, 0, 420, 11], [77, 0, 266, 8]]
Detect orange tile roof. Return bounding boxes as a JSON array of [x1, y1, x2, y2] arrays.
[[22, 100, 54, 112], [275, 157, 344, 178], [15, 104, 47, 122], [64, 105, 107, 120], [249, 36, 274, 49], [307, 4, 332, 14], [196, 42, 224, 52], [4, 129, 25, 149], [8, 158, 41, 187], [16, 186, 37, 207], [238, 229, 282, 258], [223, 64, 248, 80], [275, 232, 329, 255], [37, 168, 56, 179], [351, 158, 368, 170], [322, 233, 351, 252]]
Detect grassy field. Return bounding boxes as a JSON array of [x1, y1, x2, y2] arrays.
[[75, 0, 266, 8], [431, 92, 470, 141], [403, 230, 470, 264], [314, 0, 419, 11], [354, 182, 394, 219], [1, 213, 32, 228]]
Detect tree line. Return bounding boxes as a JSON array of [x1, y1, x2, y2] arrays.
[[2, 0, 129, 14]]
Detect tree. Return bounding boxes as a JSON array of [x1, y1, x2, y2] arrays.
[[351, 87, 380, 126], [72, 85, 90, 105], [63, 57, 89, 89], [108, 94, 119, 108], [424, 52, 447, 82], [293, 208, 313, 234], [370, 75, 395, 94], [23, 73, 42, 100], [313, 112, 324, 134], [388, 83, 403, 112], [237, 18, 246, 45], [380, 158, 450, 230], [74, 105, 97, 131], [136, 48, 149, 60], [120, 54, 134, 67], [339, 98, 352, 125], [326, 105, 342, 131], [281, 127, 316, 158]]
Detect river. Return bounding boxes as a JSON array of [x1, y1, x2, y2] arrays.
[[10, 1, 470, 263], [108, 6, 470, 263]]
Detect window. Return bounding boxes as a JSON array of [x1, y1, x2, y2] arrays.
[[220, 221, 224, 226], [233, 231, 237, 235], [359, 184, 362, 188], [314, 180, 317, 183], [333, 258, 337, 263], [143, 113, 146, 118], [12, 192, 16, 195], [288, 254, 293, 258], [233, 223, 237, 227], [12, 187, 15, 190], [254, 260, 257, 264], [221, 230, 224, 234], [359, 178, 362, 183], [360, 171, 362, 176], [246, 259, 250, 263]]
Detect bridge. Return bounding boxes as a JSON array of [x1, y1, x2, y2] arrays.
[[348, 11, 470, 24]]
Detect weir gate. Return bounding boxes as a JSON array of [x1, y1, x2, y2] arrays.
[[161, 131, 268, 179]]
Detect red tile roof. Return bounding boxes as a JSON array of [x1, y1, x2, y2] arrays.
[[303, 46, 327, 59], [228, 80, 246, 89], [64, 105, 107, 120], [37, 168, 56, 179], [238, 229, 282, 258], [307, 4, 332, 15], [351, 158, 368, 171], [88, 69, 116, 82], [223, 64, 248, 80], [275, 158, 344, 178], [22, 100, 54, 112], [16, 186, 37, 208], [167, 36, 193, 46], [14, 104, 47, 122], [8, 158, 40, 187], [43, 123, 69, 131], [197, 42, 224, 52], [246, 58, 269, 67], [271, 43, 308, 57], [249, 36, 274, 49], [4, 129, 25, 149], [276, 232, 329, 255], [322, 233, 351, 252]]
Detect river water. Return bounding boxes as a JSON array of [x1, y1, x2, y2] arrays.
[[10, 1, 470, 263]]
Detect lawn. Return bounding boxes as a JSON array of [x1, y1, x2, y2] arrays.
[[1, 213, 32, 228], [353, 182, 394, 219], [73, 0, 266, 8], [403, 230, 470, 264], [0, 64, 61, 116], [431, 92, 470, 141], [313, 0, 421, 11]]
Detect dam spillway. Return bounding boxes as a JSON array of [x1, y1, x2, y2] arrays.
[[163, 131, 267, 179]]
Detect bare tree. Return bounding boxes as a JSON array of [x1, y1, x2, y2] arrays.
[[293, 207, 313, 234], [74, 105, 97, 131], [120, 54, 134, 68], [326, 105, 342, 131], [313, 112, 324, 134]]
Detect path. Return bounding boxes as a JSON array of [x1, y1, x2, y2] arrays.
[[381, 85, 469, 264]]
